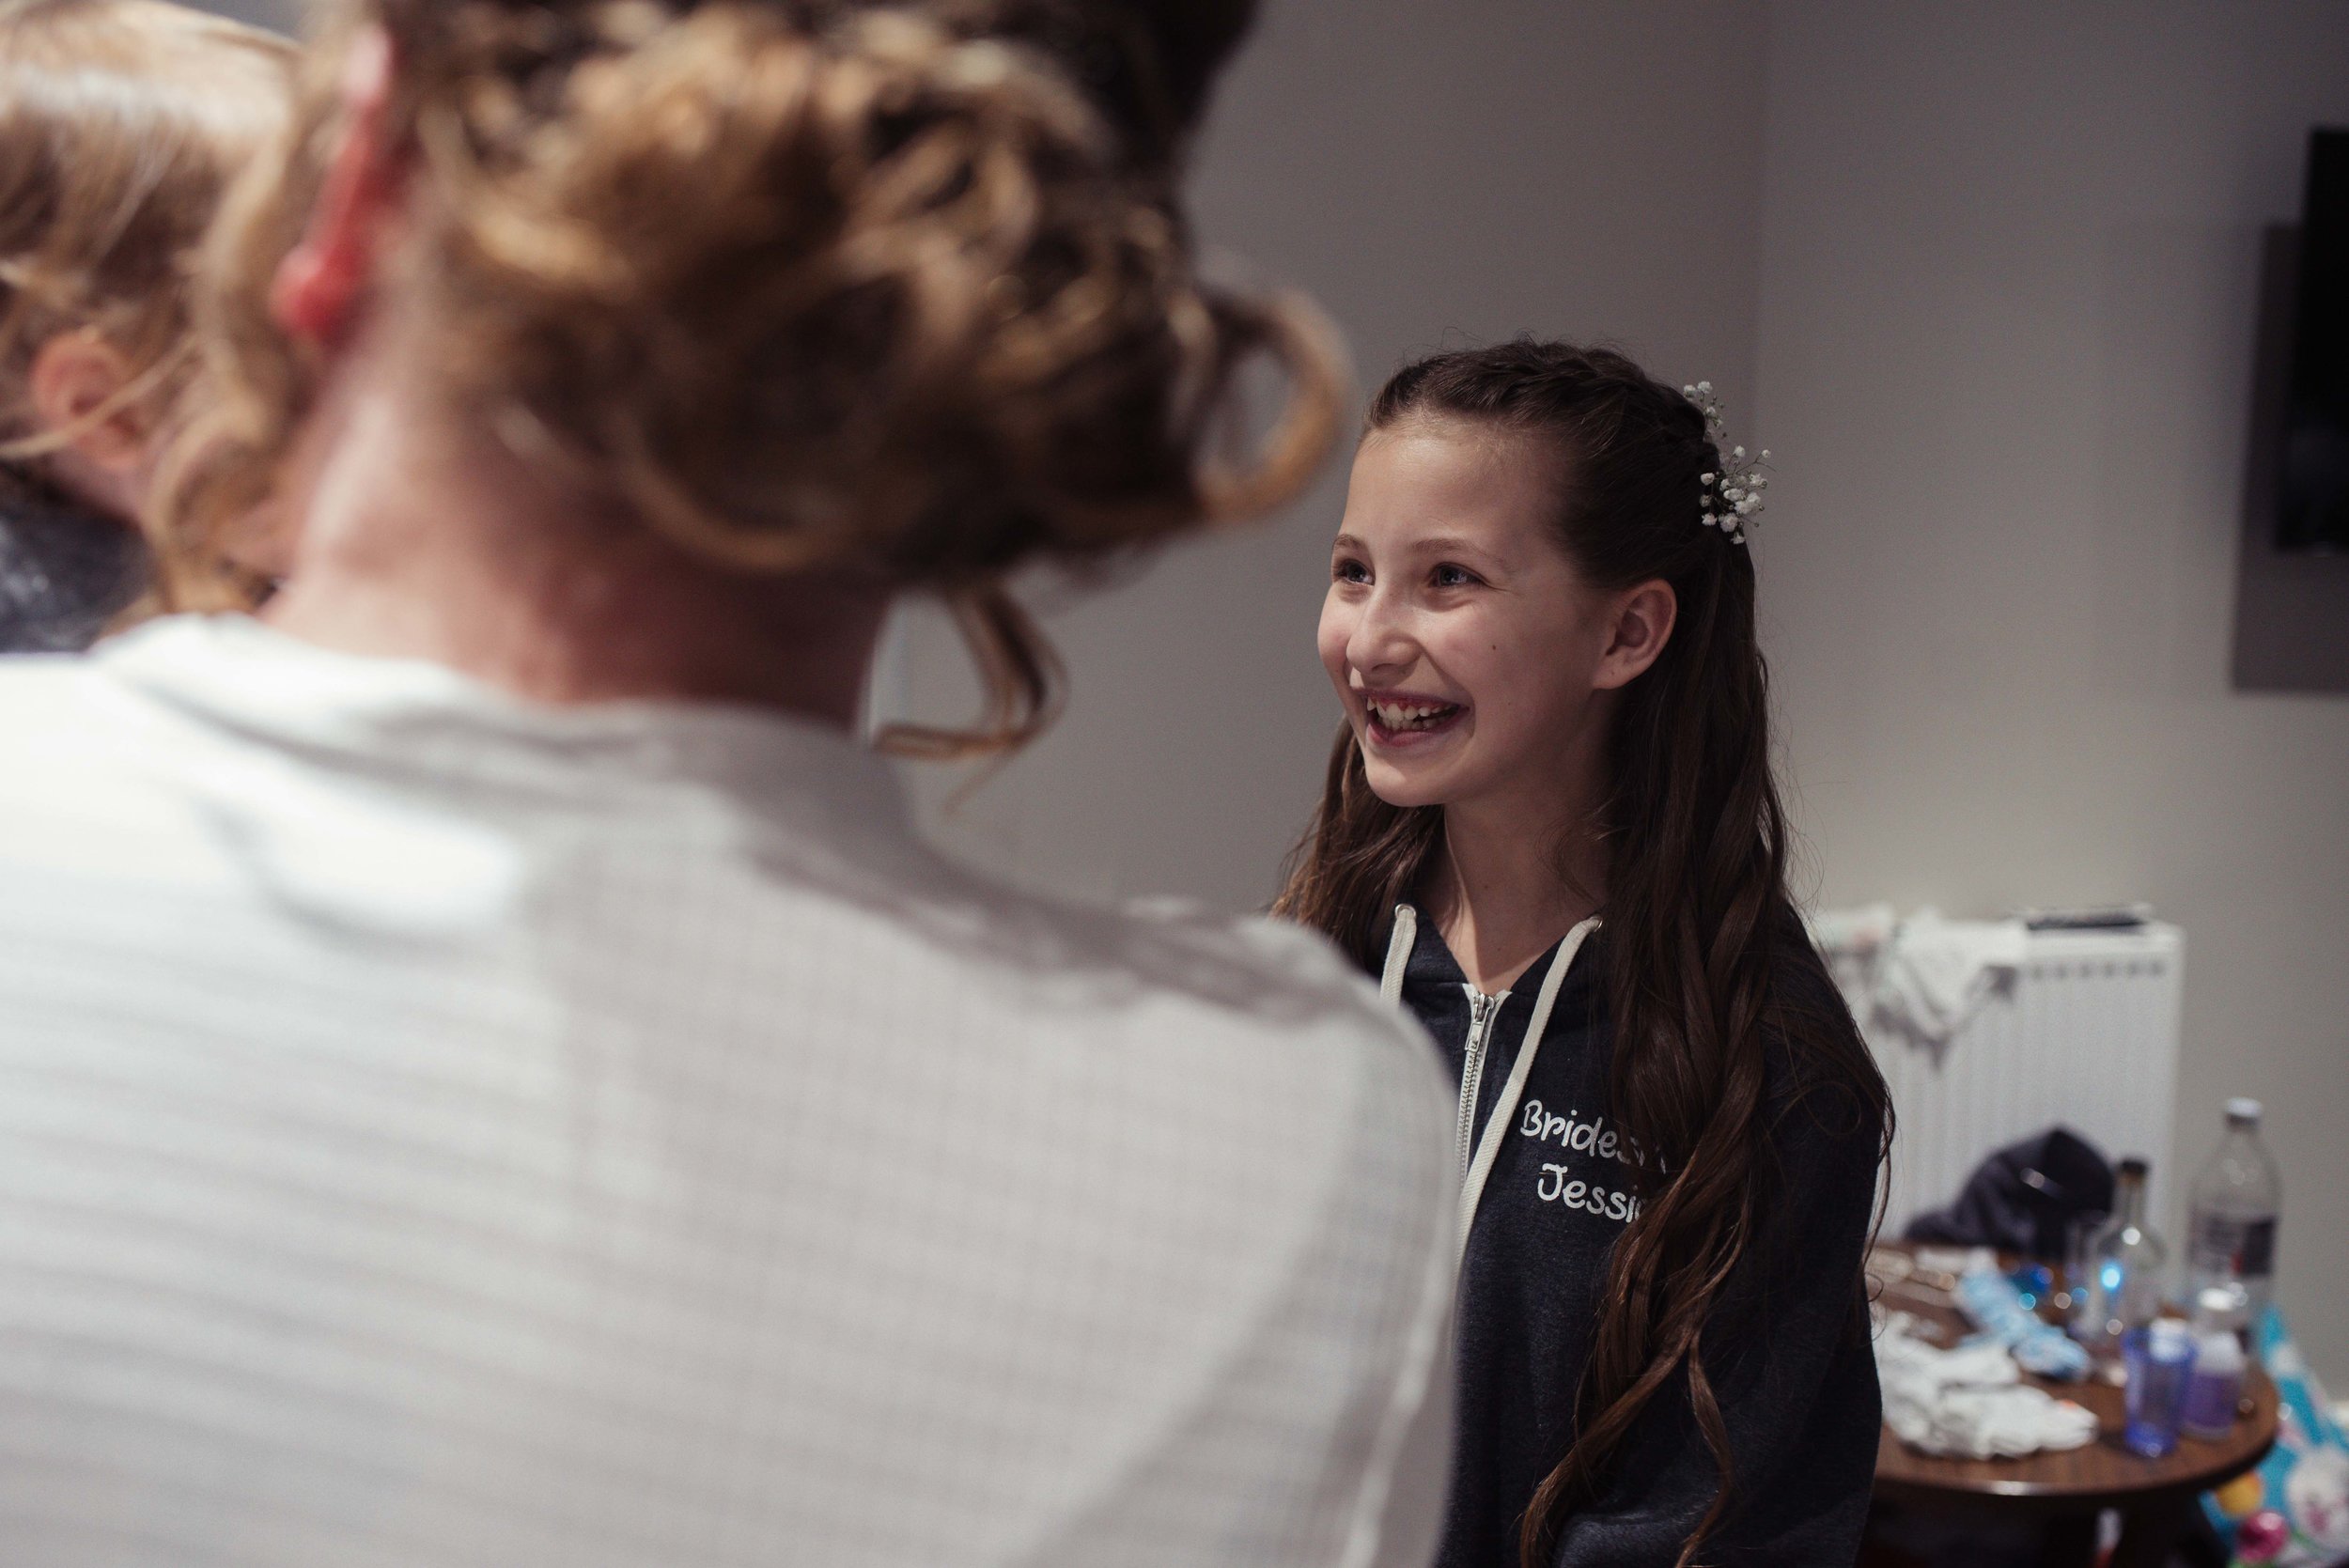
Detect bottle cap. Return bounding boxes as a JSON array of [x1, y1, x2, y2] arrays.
[[2117, 1156, 2149, 1180], [2149, 1317, 2194, 1354], [2196, 1283, 2249, 1328], [2226, 1097, 2263, 1126]]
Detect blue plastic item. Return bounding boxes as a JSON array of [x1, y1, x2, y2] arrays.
[[2123, 1320, 2197, 1458], [1957, 1265, 2092, 1381], [2007, 1262, 2054, 1312]]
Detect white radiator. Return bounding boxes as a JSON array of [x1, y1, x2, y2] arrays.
[[1828, 924, 2186, 1234]]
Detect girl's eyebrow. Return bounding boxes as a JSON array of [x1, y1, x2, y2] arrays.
[[1412, 533, 1494, 558], [1331, 531, 1508, 567]]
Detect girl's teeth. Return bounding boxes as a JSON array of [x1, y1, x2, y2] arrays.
[[1371, 702, 1455, 730]]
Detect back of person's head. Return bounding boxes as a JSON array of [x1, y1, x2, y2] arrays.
[[902, 0, 1254, 177], [0, 1, 293, 511], [177, 0, 1342, 743]]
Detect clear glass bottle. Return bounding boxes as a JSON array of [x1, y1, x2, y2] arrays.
[[2072, 1157, 2168, 1353], [2186, 1097, 2281, 1320]]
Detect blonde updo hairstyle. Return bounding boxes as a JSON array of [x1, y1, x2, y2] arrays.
[[175, 0, 1344, 753]]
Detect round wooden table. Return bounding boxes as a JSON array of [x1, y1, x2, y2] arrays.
[[1871, 1248, 2277, 1568]]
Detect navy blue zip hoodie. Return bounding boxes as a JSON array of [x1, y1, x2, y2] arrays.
[[1382, 907, 1883, 1568]]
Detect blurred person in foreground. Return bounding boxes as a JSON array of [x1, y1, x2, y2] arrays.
[[0, 3, 1458, 1565], [0, 0, 292, 651]]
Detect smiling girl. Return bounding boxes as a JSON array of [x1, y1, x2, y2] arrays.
[[1278, 340, 1892, 1568]]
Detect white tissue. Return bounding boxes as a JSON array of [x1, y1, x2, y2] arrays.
[[1875, 1312, 2100, 1459]]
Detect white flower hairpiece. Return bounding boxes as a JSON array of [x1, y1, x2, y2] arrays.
[[1680, 380, 1769, 546]]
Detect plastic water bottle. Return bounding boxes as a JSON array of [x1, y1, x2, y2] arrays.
[[2186, 1098, 2281, 1319]]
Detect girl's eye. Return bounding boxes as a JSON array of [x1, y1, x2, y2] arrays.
[[1431, 563, 1480, 589], [1332, 558, 1371, 585]]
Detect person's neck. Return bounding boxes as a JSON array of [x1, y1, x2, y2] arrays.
[[261, 318, 889, 722], [1428, 751, 1610, 997]]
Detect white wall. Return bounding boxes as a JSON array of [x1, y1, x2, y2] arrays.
[[893, 0, 1770, 907], [1754, 0, 2349, 1373]]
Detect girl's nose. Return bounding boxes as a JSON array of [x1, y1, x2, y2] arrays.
[[1347, 589, 1418, 681]]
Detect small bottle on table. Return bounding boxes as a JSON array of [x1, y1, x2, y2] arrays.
[[2180, 1284, 2250, 1440], [2123, 1317, 2198, 1458]]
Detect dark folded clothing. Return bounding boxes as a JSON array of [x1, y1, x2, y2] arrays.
[[1906, 1126, 2114, 1261], [0, 468, 149, 654]]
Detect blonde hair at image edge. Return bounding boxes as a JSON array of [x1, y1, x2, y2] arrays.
[[0, 1, 294, 477], [170, 0, 1346, 753]]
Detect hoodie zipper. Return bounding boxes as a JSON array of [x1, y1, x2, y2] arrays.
[[1455, 987, 1507, 1184]]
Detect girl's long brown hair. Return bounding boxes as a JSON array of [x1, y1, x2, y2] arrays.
[[1275, 339, 1890, 1568]]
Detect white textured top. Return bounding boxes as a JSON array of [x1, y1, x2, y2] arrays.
[[0, 617, 1455, 1568]]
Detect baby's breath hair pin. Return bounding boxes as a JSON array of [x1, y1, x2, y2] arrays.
[[1680, 380, 1769, 546]]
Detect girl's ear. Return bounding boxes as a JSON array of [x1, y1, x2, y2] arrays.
[[26, 332, 148, 472], [269, 25, 404, 348], [23, 331, 152, 521], [1592, 579, 1677, 691]]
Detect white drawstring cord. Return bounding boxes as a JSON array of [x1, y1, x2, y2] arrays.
[[1455, 917, 1600, 1268], [1378, 904, 1602, 1274], [1378, 904, 1417, 1006]]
